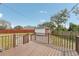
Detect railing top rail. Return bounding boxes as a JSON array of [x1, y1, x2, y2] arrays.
[[0, 29, 35, 34]]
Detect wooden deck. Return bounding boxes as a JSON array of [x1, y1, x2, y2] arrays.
[[0, 41, 78, 56]]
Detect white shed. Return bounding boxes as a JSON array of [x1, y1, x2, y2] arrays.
[[35, 27, 50, 35]]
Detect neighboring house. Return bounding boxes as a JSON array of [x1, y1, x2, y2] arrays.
[[0, 20, 12, 29]]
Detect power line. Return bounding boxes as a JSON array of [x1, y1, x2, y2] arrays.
[[0, 4, 27, 19], [0, 3, 79, 20], [68, 3, 79, 13]]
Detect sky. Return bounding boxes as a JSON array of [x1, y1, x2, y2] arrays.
[[0, 3, 79, 28]]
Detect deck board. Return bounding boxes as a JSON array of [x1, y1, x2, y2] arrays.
[[0, 41, 78, 56], [0, 41, 63, 56]]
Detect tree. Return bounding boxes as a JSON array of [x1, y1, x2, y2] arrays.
[[14, 25, 23, 29], [68, 22, 79, 31], [24, 25, 35, 29], [0, 19, 12, 29], [50, 8, 69, 31], [37, 21, 56, 32], [57, 25, 67, 31], [78, 25, 79, 31], [38, 22, 51, 28], [73, 7, 79, 16], [0, 26, 7, 30]]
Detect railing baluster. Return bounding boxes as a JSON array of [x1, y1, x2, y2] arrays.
[[69, 32, 71, 49], [19, 34, 21, 45], [71, 33, 73, 50], [11, 35, 12, 48], [30, 34, 32, 41], [35, 33, 36, 40], [48, 33, 49, 44], [23, 35, 25, 44], [8, 36, 11, 48], [70, 32, 71, 49], [17, 34, 20, 45], [58, 34, 59, 47], [76, 36, 79, 54], [9, 35, 11, 48], [53, 34, 54, 45], [57, 32, 58, 47], [67, 32, 68, 49], [63, 32, 65, 51], [56, 33, 57, 46], [7, 36, 9, 49], [2, 36, 3, 51], [74, 32, 77, 50], [13, 34, 16, 48], [60, 32, 63, 47], [4, 36, 6, 50], [68, 32, 69, 49]]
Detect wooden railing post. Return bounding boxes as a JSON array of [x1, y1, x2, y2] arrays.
[[48, 33, 49, 44], [23, 35, 26, 44], [35, 33, 36, 40], [30, 34, 32, 41], [23, 35, 25, 44], [13, 34, 16, 48], [23, 34, 29, 44], [76, 36, 79, 54]]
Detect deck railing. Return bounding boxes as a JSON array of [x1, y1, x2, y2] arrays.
[[0, 33, 31, 52], [0, 30, 79, 55], [0, 29, 34, 52], [51, 31, 79, 51]]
